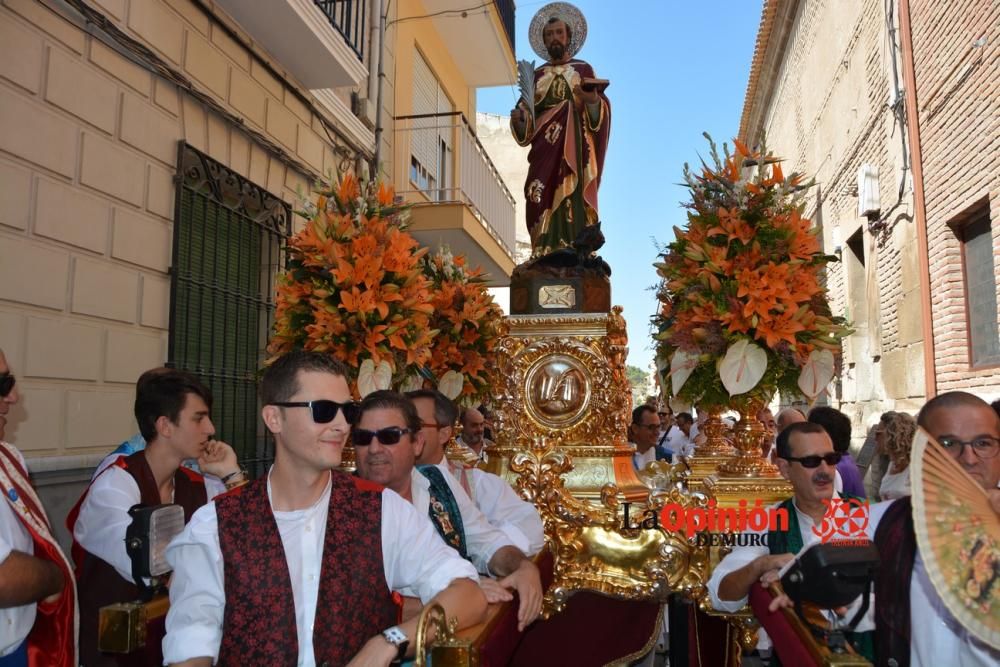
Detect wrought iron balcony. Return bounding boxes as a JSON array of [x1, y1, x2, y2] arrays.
[[494, 0, 515, 56], [313, 0, 366, 60]]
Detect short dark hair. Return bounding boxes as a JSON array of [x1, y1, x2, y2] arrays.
[[260, 350, 349, 406], [545, 15, 571, 42], [776, 421, 828, 460], [917, 391, 996, 429], [676, 412, 693, 425], [632, 404, 656, 425], [808, 406, 852, 453], [357, 390, 421, 434], [406, 389, 458, 427], [135, 370, 212, 442], [992, 399, 1000, 420]]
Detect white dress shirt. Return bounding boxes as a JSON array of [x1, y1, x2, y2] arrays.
[[0, 447, 34, 656], [73, 463, 225, 583], [631, 442, 657, 470], [434, 459, 545, 556], [666, 426, 696, 458], [707, 494, 889, 633], [879, 462, 911, 500], [163, 473, 478, 665]]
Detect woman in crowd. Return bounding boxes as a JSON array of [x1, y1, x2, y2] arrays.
[[874, 410, 917, 500]]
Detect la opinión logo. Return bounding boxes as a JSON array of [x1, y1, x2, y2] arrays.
[[620, 499, 790, 536], [811, 497, 871, 545]]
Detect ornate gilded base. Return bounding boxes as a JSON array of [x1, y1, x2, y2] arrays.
[[702, 474, 793, 508], [684, 453, 734, 492]]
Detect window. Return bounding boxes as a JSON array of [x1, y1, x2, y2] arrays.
[[411, 51, 453, 199], [169, 144, 291, 475], [957, 204, 1000, 368]]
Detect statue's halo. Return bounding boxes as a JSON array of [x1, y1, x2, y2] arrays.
[[529, 2, 588, 61]]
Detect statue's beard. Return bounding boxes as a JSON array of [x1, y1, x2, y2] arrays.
[[547, 42, 566, 60]]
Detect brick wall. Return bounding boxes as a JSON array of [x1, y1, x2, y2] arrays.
[[909, 0, 1000, 398], [0, 0, 366, 459], [747, 0, 928, 439]]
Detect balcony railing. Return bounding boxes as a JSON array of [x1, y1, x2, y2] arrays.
[[493, 0, 515, 56], [313, 0, 366, 60], [395, 112, 516, 261]]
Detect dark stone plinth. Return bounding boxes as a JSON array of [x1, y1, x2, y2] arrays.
[[510, 262, 611, 315]]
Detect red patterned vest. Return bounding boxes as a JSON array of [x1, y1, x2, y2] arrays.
[[215, 471, 397, 666], [67, 450, 208, 667]]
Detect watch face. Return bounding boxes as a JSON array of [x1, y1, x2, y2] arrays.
[[382, 626, 407, 645]]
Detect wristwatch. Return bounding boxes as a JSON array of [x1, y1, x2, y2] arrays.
[[381, 625, 409, 664]]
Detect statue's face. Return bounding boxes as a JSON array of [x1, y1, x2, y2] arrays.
[[543, 19, 569, 60]]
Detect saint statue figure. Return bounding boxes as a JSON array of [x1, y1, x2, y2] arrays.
[[511, 3, 611, 267]]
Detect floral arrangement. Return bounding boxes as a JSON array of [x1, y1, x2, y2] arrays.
[[268, 173, 501, 404], [268, 173, 437, 395], [419, 248, 504, 406], [653, 135, 851, 407]]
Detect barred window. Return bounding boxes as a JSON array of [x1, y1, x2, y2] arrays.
[[169, 143, 291, 475], [957, 204, 1000, 368]]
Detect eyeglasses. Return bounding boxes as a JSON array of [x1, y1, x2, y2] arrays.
[[269, 400, 360, 424], [351, 427, 412, 446], [938, 436, 1000, 459], [0, 373, 14, 398], [783, 452, 843, 468]]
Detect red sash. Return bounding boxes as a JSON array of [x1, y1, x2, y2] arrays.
[[0, 443, 77, 667]]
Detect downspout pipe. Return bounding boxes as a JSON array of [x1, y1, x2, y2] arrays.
[[897, 0, 937, 398], [372, 0, 387, 179]]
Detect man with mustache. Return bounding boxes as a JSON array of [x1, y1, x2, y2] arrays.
[[510, 7, 610, 264], [69, 369, 245, 667], [707, 421, 877, 661], [355, 391, 542, 633], [163, 352, 486, 666], [874, 391, 1000, 666]]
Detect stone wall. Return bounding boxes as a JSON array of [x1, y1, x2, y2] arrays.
[[910, 0, 1000, 397]]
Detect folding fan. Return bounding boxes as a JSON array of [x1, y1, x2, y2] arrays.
[[910, 427, 1000, 650]]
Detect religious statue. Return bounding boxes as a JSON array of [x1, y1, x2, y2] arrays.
[[511, 3, 611, 271]]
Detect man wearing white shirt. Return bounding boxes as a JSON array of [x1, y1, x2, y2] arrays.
[[163, 351, 486, 666], [707, 422, 877, 661], [408, 390, 544, 556], [354, 391, 542, 632], [630, 405, 666, 469], [873, 391, 1000, 666], [456, 407, 492, 463], [665, 412, 696, 458], [0, 350, 76, 667], [70, 369, 245, 667]]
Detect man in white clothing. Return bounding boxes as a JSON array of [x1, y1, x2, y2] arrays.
[[409, 389, 545, 556], [665, 412, 696, 458], [163, 351, 486, 666], [354, 391, 542, 632], [457, 407, 492, 463], [630, 404, 664, 469]]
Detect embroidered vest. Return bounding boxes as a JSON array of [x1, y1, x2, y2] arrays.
[[0, 443, 78, 667], [873, 496, 915, 667], [215, 472, 396, 666], [70, 450, 207, 667], [417, 465, 469, 560]]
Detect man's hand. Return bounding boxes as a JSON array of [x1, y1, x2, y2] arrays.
[[478, 576, 514, 604], [511, 106, 528, 133], [197, 440, 239, 479], [497, 560, 542, 631], [346, 635, 398, 667]]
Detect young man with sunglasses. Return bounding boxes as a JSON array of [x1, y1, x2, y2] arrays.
[[70, 369, 244, 666], [0, 349, 77, 666], [874, 391, 1000, 666], [354, 391, 543, 633], [707, 421, 879, 661], [408, 389, 544, 557], [163, 352, 486, 666]]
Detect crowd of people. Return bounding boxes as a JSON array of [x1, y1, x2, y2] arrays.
[[1, 341, 998, 666]]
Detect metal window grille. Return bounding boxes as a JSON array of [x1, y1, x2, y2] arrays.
[[168, 143, 292, 477], [959, 211, 1000, 368]]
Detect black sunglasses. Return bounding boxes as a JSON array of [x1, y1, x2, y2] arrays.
[[783, 452, 843, 468], [269, 399, 360, 424], [351, 427, 412, 446], [0, 373, 14, 398]]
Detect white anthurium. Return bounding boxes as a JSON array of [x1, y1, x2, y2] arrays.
[[719, 339, 768, 396], [399, 373, 423, 393], [438, 370, 465, 400], [669, 349, 700, 396], [357, 359, 393, 398], [798, 348, 835, 399]]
